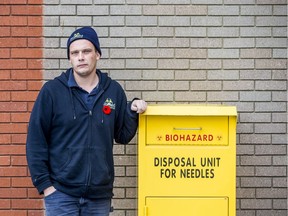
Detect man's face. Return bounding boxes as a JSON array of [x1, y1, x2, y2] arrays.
[[69, 39, 100, 78]]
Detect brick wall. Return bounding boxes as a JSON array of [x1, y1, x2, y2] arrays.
[[43, 1, 287, 216], [0, 0, 286, 216], [0, 1, 44, 216]]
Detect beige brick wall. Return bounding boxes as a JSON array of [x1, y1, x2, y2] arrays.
[[43, 0, 287, 215]]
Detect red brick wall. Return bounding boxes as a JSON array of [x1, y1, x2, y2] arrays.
[[0, 1, 44, 215]]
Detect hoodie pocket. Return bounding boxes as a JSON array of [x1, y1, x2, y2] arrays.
[[56, 147, 111, 186], [57, 147, 88, 185], [89, 147, 112, 186]]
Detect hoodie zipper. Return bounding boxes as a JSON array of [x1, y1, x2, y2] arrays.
[[68, 89, 101, 196], [85, 109, 93, 196], [84, 90, 104, 196]]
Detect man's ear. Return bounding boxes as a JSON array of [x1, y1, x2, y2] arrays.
[[96, 51, 101, 60]]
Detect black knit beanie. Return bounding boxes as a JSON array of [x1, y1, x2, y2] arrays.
[[67, 26, 102, 59]]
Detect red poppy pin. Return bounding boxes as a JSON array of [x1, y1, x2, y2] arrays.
[[102, 105, 111, 115], [102, 98, 115, 115]]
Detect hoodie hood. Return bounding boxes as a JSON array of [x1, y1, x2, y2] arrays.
[[56, 68, 111, 91]]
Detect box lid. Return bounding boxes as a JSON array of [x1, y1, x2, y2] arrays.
[[141, 104, 237, 116]]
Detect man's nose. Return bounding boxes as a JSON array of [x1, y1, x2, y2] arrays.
[[78, 52, 84, 60]]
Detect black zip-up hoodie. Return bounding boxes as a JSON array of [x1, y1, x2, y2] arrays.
[[26, 69, 139, 198]]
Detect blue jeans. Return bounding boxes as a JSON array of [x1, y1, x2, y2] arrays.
[[44, 190, 112, 216]]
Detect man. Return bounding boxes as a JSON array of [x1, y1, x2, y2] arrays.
[[26, 26, 147, 216]]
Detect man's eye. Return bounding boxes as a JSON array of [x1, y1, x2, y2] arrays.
[[71, 51, 78, 55], [83, 49, 92, 54]]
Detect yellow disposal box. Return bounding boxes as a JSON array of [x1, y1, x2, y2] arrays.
[[138, 104, 237, 216]]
